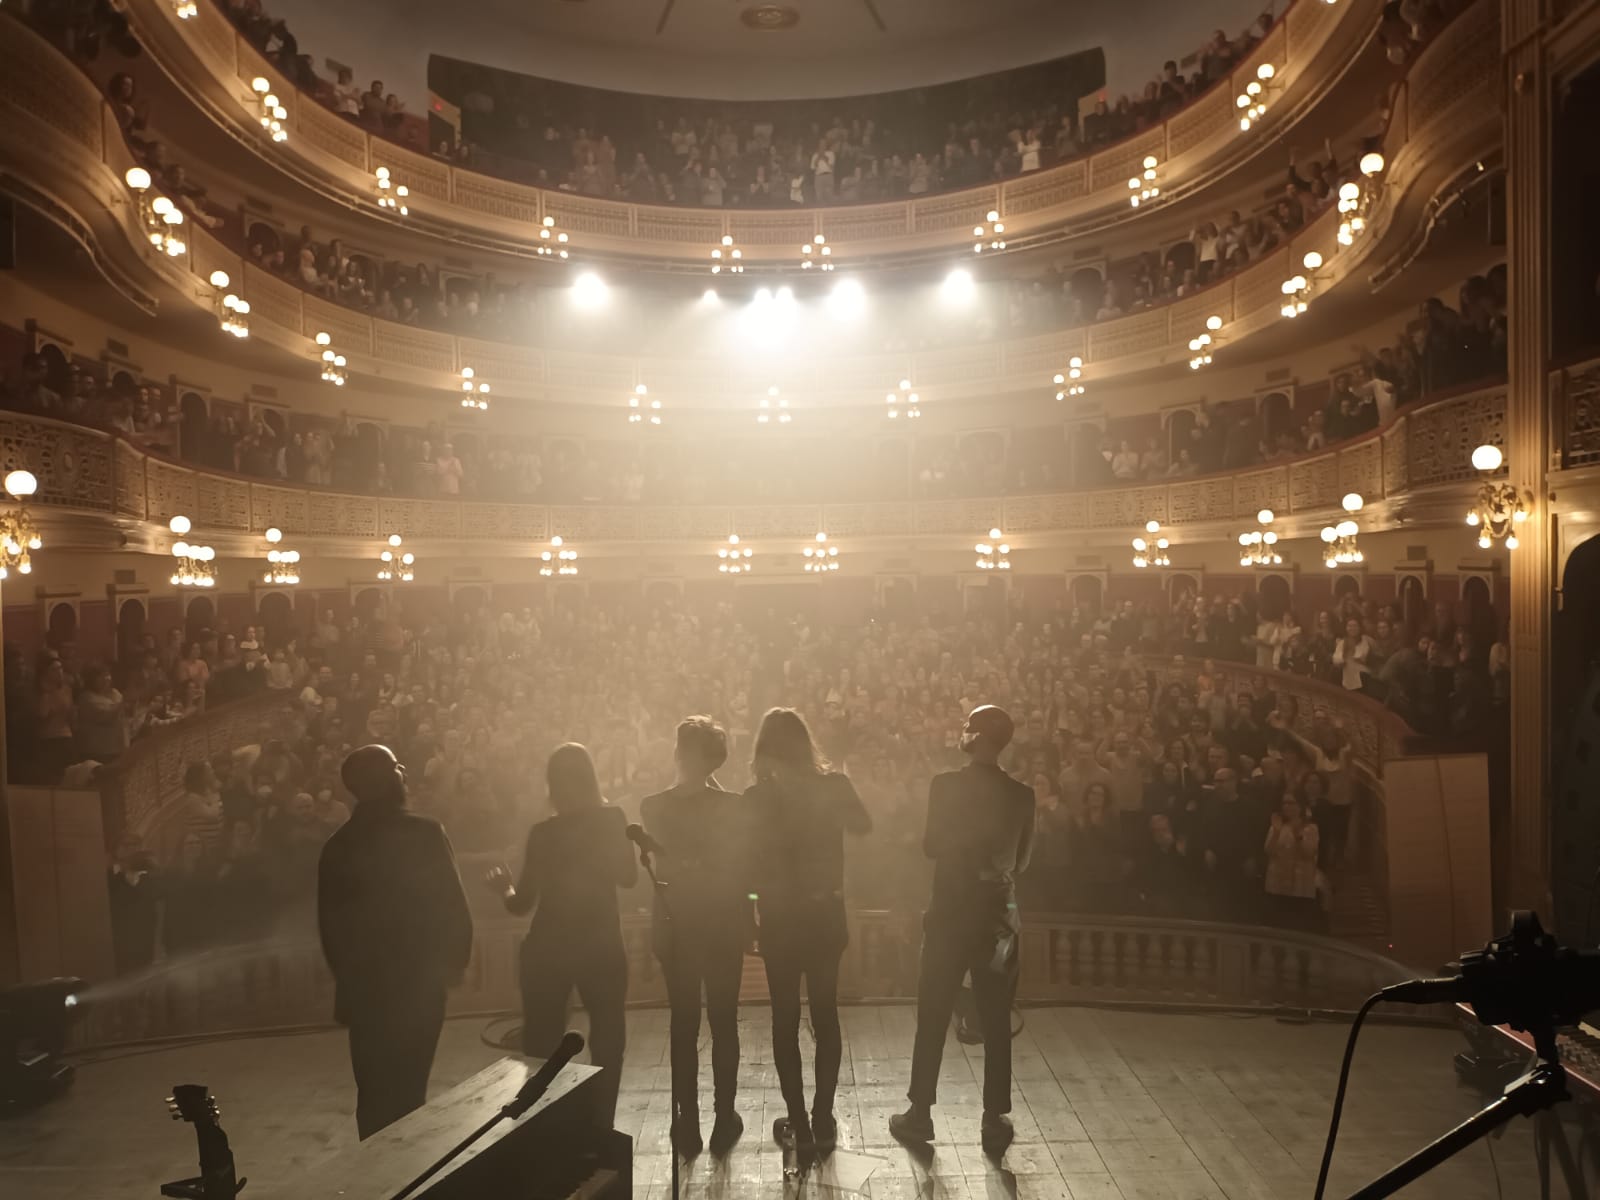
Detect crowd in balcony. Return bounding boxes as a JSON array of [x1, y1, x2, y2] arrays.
[[17, 575, 1497, 972]]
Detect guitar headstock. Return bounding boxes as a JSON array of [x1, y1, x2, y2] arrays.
[[167, 1084, 220, 1127]]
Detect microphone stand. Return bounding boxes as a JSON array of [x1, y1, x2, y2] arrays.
[[1343, 1024, 1582, 1200], [636, 841, 682, 1200]]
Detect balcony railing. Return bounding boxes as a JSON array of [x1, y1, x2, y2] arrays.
[[0, 0, 1505, 405], [119, 0, 1369, 264], [69, 909, 1415, 1049], [0, 371, 1529, 546]]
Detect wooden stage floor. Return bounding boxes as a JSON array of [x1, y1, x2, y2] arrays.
[[0, 1004, 1554, 1199]]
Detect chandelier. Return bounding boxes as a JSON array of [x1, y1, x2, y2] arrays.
[[717, 534, 753, 574], [627, 383, 662, 425], [262, 527, 301, 585], [539, 535, 577, 576], [886, 379, 921, 420], [1465, 444, 1530, 549], [973, 211, 1006, 253], [1236, 63, 1277, 131], [460, 367, 490, 411], [208, 271, 250, 338], [168, 514, 216, 588], [804, 532, 840, 573], [1189, 315, 1223, 369], [316, 332, 347, 386], [1320, 494, 1365, 567], [975, 528, 1011, 570], [1238, 509, 1282, 567], [538, 216, 571, 259], [1053, 358, 1085, 400], [1337, 153, 1386, 245], [1128, 156, 1159, 207], [171, 0, 198, 17], [1280, 259, 1316, 319], [378, 534, 415, 581], [374, 167, 410, 216], [1132, 520, 1170, 569], [757, 385, 790, 425], [801, 234, 833, 270], [0, 470, 43, 581], [249, 77, 289, 143], [125, 168, 186, 258], [711, 234, 743, 274]]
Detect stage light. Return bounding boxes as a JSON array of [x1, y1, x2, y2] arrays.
[[571, 272, 608, 309], [941, 268, 975, 305]]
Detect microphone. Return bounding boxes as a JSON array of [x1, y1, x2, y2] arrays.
[[504, 1030, 585, 1119], [625, 823, 666, 858]]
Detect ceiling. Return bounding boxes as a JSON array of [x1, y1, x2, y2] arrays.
[[269, 0, 1265, 102]]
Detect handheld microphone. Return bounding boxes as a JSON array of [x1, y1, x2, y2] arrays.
[[625, 823, 666, 858], [504, 1030, 585, 1119]]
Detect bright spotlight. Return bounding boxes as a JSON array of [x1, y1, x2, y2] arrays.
[[827, 278, 867, 319], [940, 268, 975, 305], [700, 288, 720, 305], [571, 272, 609, 309]]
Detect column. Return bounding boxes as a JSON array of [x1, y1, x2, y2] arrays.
[[1502, 0, 1553, 916], [0, 594, 19, 984]]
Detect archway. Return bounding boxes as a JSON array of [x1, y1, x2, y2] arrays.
[[46, 601, 78, 650], [1167, 573, 1200, 607], [352, 588, 385, 624], [184, 595, 215, 645], [1260, 391, 1293, 450], [1070, 575, 1103, 615], [1333, 574, 1362, 602], [1069, 267, 1104, 318], [1462, 576, 1495, 654], [36, 344, 69, 393], [116, 598, 147, 666], [1258, 574, 1291, 620], [258, 591, 294, 649], [1166, 409, 1197, 466], [1398, 575, 1427, 636], [452, 585, 489, 623]]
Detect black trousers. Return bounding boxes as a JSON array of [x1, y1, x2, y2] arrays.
[[520, 929, 629, 1129], [761, 902, 846, 1121], [907, 919, 1019, 1115], [658, 930, 744, 1116], [347, 988, 446, 1139]]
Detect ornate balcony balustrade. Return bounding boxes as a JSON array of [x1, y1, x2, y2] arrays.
[[69, 909, 1414, 1049], [118, 0, 1370, 265], [0, 372, 1533, 547], [0, 0, 1505, 405]]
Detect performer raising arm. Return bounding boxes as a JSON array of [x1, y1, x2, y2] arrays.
[[891, 705, 1034, 1156]]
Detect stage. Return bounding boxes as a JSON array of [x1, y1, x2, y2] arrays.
[[0, 1004, 1548, 1199]]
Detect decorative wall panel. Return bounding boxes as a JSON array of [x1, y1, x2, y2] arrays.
[[373, 324, 455, 374], [249, 483, 310, 533], [1288, 453, 1340, 512], [0, 415, 114, 511], [1407, 387, 1507, 488], [194, 474, 251, 530], [113, 440, 147, 519]]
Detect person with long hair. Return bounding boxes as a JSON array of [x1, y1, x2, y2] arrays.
[[489, 743, 637, 1129], [746, 707, 871, 1155]]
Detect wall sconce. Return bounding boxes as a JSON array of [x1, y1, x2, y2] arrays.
[[262, 527, 301, 585], [1280, 256, 1318, 319], [804, 531, 840, 573], [886, 378, 922, 420], [249, 77, 288, 143], [169, 514, 216, 587], [757, 385, 790, 425], [1132, 520, 1170, 569], [0, 470, 42, 581], [460, 367, 490, 411], [1321, 493, 1364, 566], [973, 211, 1007, 253], [208, 270, 250, 338], [626, 382, 662, 425], [316, 332, 347, 386], [540, 535, 578, 577], [1337, 154, 1385, 245], [1465, 444, 1531, 549], [716, 534, 752, 574], [1237, 63, 1277, 131], [378, 533, 415, 581], [125, 168, 186, 258], [1189, 315, 1224, 369], [1238, 509, 1282, 566], [537, 215, 571, 259], [374, 167, 409, 216], [711, 234, 742, 274], [975, 528, 1011, 570], [1128, 156, 1159, 207], [801, 233, 833, 270], [1053, 357, 1085, 400]]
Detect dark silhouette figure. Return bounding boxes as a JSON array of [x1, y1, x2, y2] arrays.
[[318, 744, 473, 1139], [892, 705, 1034, 1157]]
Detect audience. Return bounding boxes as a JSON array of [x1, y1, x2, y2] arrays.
[[8, 580, 1499, 970]]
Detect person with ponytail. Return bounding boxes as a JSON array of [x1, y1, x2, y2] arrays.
[[488, 742, 636, 1129], [745, 707, 871, 1155]]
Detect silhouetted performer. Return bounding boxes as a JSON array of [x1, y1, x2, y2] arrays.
[[639, 716, 750, 1157], [490, 743, 636, 1129], [318, 744, 473, 1139], [891, 705, 1034, 1156], [746, 707, 871, 1154]]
